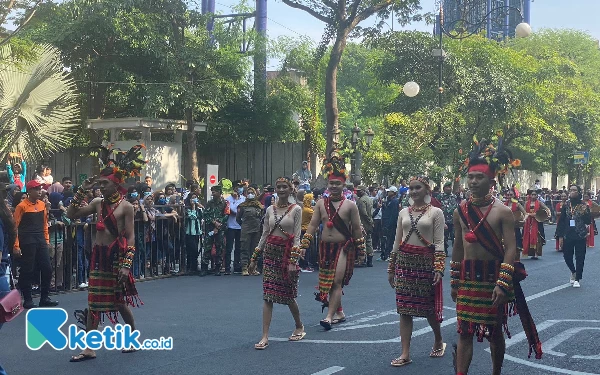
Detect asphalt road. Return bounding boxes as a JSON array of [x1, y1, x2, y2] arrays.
[[2, 225, 600, 375]]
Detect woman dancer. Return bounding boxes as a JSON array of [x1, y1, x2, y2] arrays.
[[583, 192, 598, 248], [557, 185, 591, 288], [504, 189, 526, 260], [388, 176, 446, 367], [249, 177, 304, 349], [555, 192, 567, 251]]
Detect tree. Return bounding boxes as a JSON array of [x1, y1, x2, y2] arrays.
[[0, 43, 80, 160], [281, 0, 421, 156]]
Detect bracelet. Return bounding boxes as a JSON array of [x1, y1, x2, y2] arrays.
[[387, 252, 398, 274], [300, 233, 313, 250], [433, 251, 445, 276], [450, 261, 461, 289], [495, 262, 514, 294], [289, 246, 301, 264], [120, 245, 136, 269], [251, 247, 262, 262]]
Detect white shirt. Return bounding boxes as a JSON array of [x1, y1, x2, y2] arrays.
[[226, 195, 246, 229]]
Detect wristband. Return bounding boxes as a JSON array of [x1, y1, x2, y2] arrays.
[[450, 261, 461, 290], [495, 262, 514, 294], [300, 233, 314, 250], [289, 246, 301, 264], [120, 245, 136, 269], [433, 251, 446, 276], [251, 247, 262, 262], [387, 252, 398, 274]]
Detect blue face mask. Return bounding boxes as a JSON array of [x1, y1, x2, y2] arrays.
[[237, 188, 244, 194], [158, 198, 167, 205], [191, 198, 199, 204], [144, 191, 151, 197], [247, 194, 255, 200], [130, 192, 139, 199]]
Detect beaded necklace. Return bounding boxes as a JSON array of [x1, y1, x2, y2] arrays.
[[106, 191, 122, 204], [470, 193, 493, 207], [405, 204, 432, 246], [272, 204, 295, 237], [325, 195, 345, 229], [463, 197, 495, 243]]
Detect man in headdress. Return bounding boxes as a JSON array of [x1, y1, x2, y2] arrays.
[[451, 136, 542, 375], [300, 156, 366, 329], [199, 184, 230, 276], [67, 145, 146, 362]]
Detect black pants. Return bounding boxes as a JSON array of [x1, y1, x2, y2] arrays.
[[444, 223, 454, 254], [563, 238, 586, 280], [382, 226, 395, 260], [373, 219, 382, 250], [19, 240, 52, 301], [226, 228, 241, 271], [185, 235, 200, 273]]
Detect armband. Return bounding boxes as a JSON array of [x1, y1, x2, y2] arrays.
[[300, 233, 314, 250], [354, 237, 366, 256], [289, 246, 301, 264], [450, 261, 461, 290], [120, 245, 136, 269]]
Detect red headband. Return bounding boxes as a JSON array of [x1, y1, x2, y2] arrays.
[[106, 174, 128, 195], [328, 175, 346, 183], [468, 164, 495, 180]]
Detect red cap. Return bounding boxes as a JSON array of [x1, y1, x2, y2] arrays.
[[25, 180, 43, 191]]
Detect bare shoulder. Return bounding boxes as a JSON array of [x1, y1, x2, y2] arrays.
[[89, 197, 103, 207], [494, 200, 513, 216]]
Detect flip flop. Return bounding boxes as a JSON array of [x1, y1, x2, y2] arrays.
[[70, 353, 96, 362], [430, 342, 447, 358], [289, 332, 306, 341], [122, 348, 138, 354], [254, 341, 269, 350], [320, 319, 332, 331], [390, 358, 412, 367], [331, 317, 346, 324]]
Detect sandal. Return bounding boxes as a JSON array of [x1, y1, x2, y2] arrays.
[[430, 342, 447, 358], [254, 341, 269, 350], [289, 331, 306, 341], [331, 317, 346, 324], [320, 319, 332, 331], [390, 358, 412, 367], [70, 353, 96, 362]]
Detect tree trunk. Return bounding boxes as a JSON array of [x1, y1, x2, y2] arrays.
[[325, 30, 349, 157], [185, 107, 199, 182], [551, 141, 558, 191]]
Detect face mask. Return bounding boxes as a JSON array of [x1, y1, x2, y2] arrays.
[[237, 188, 244, 194], [191, 198, 199, 204], [311, 200, 316, 206], [247, 194, 255, 200], [130, 192, 139, 198], [158, 198, 167, 205], [144, 191, 151, 197]]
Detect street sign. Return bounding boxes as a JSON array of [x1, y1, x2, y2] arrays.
[[206, 164, 218, 200], [573, 151, 589, 165]]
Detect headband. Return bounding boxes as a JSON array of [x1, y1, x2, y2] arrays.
[[276, 177, 293, 187], [410, 176, 431, 189], [328, 175, 346, 183], [468, 164, 496, 180]]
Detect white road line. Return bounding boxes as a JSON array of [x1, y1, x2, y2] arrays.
[[502, 354, 599, 375], [311, 366, 345, 375], [443, 306, 456, 311], [526, 283, 571, 301]]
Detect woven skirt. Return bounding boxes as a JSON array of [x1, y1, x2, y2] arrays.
[[263, 235, 299, 305], [456, 260, 513, 341], [316, 241, 355, 305], [395, 243, 441, 319], [88, 241, 142, 324]]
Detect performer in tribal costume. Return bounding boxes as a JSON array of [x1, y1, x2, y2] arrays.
[[249, 177, 304, 349], [301, 156, 365, 330], [451, 134, 542, 375], [387, 176, 447, 367], [583, 192, 598, 248], [67, 144, 147, 362], [522, 189, 550, 259], [503, 188, 526, 261]]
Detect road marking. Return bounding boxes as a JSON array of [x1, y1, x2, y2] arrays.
[[503, 354, 599, 375], [272, 282, 570, 344], [311, 366, 345, 375]]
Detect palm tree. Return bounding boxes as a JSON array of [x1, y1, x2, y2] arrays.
[[0, 43, 80, 161]]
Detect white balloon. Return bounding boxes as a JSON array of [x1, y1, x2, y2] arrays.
[[403, 81, 420, 97], [515, 22, 532, 38]]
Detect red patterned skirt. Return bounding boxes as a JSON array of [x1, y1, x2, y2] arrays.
[[263, 235, 299, 305], [395, 243, 443, 320], [88, 240, 142, 324]]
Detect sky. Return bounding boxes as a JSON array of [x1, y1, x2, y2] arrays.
[[212, 0, 600, 70]]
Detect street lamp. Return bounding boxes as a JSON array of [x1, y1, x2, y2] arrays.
[[365, 127, 375, 147], [403, 81, 420, 97]]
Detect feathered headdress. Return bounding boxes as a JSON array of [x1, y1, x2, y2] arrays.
[[89, 144, 148, 188], [458, 131, 521, 185], [321, 156, 347, 182]]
